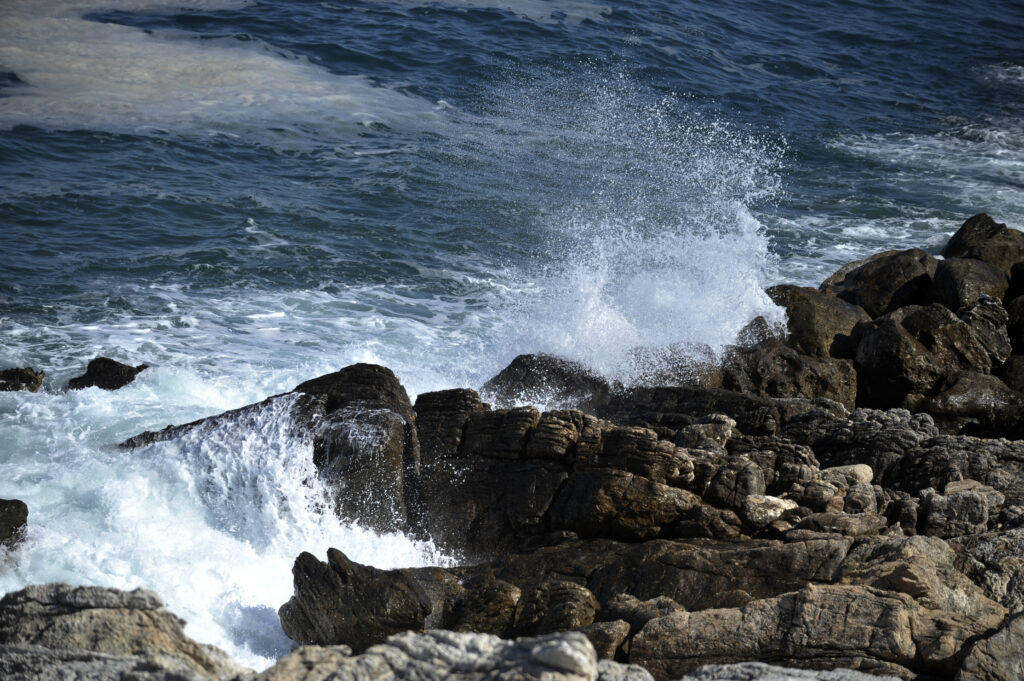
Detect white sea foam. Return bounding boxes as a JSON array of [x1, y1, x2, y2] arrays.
[[0, 387, 450, 670], [0, 0, 439, 136]]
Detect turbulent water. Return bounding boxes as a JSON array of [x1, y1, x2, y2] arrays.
[[1, 0, 1022, 669]]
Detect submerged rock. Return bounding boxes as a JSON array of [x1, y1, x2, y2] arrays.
[[0, 498, 27, 549], [482, 353, 611, 410], [67, 356, 148, 390]]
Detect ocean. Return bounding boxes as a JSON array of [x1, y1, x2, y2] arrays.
[[1, 0, 1022, 669]]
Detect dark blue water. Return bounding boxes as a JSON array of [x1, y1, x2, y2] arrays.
[[0, 0, 1022, 668]]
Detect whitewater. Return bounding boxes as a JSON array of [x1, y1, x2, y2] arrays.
[[1, 0, 1022, 670]]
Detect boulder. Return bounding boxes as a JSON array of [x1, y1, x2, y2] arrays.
[[0, 367, 43, 392], [721, 340, 857, 410], [959, 295, 1012, 367], [931, 258, 1008, 312], [0, 584, 245, 680], [913, 371, 1024, 436], [67, 357, 147, 390], [482, 354, 611, 410], [0, 498, 28, 548], [279, 548, 431, 651], [766, 285, 870, 358], [821, 248, 937, 318], [942, 214, 1024, 278]]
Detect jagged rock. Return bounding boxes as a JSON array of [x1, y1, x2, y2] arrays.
[[442, 571, 521, 637], [767, 285, 870, 358], [674, 414, 735, 452], [279, 548, 431, 651], [819, 464, 873, 486], [678, 662, 901, 680], [931, 258, 1008, 312], [917, 485, 998, 538], [0, 367, 43, 392], [959, 296, 1013, 366], [739, 495, 797, 529], [257, 630, 647, 681], [792, 512, 887, 537], [601, 595, 686, 636], [295, 364, 421, 534], [821, 248, 937, 318], [482, 354, 611, 410], [67, 357, 147, 390], [0, 645, 215, 681], [721, 340, 857, 409], [942, 213, 1024, 278], [956, 611, 1024, 681], [954, 529, 1024, 613], [0, 498, 28, 548], [0, 584, 246, 680]]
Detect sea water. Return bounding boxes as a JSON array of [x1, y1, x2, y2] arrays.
[[1, 0, 1022, 669]]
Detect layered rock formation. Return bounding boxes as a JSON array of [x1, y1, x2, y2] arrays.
[[22, 213, 1024, 680]]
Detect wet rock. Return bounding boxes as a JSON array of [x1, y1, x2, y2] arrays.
[[721, 340, 857, 409], [67, 357, 148, 390], [942, 213, 1024, 278], [295, 363, 421, 534], [821, 248, 937, 318], [0, 498, 28, 548], [278, 548, 432, 651], [767, 285, 870, 358], [0, 584, 246, 680], [931, 258, 1008, 312], [482, 354, 611, 410], [0, 367, 43, 392]]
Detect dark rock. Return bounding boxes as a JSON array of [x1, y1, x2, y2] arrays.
[[602, 594, 686, 635], [0, 368, 43, 392], [482, 354, 611, 410], [820, 248, 937, 318], [514, 580, 599, 636], [443, 571, 521, 637], [918, 485, 1001, 538], [67, 357, 147, 391], [0, 584, 246, 680], [1005, 296, 1024, 353], [677, 663, 901, 680], [931, 258, 1008, 312], [942, 213, 1024, 278], [0, 499, 27, 549], [766, 285, 870, 358], [913, 371, 1024, 436], [278, 548, 431, 651], [295, 364, 421, 534], [955, 529, 1024, 614], [792, 512, 887, 537], [721, 340, 857, 410], [959, 295, 1012, 367]]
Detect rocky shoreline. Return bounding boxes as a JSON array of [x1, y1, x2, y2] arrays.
[[3, 214, 1024, 680]]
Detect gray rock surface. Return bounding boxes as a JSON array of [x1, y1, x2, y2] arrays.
[[680, 662, 899, 680]]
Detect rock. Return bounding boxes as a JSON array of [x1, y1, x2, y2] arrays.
[[918, 486, 998, 538], [678, 662, 901, 680], [482, 354, 611, 410], [931, 258, 1008, 312], [295, 364, 421, 534], [0, 498, 28, 548], [0, 367, 43, 392], [766, 285, 870, 358], [632, 582, 993, 681], [574, 620, 630, 661], [0, 645, 215, 681], [514, 581, 599, 637], [739, 495, 797, 529], [954, 529, 1024, 613], [278, 548, 432, 651], [1005, 296, 1024, 353], [67, 357, 148, 390], [913, 371, 1024, 437], [819, 464, 873, 486], [959, 295, 1013, 367], [942, 213, 1024, 278], [602, 595, 686, 635], [821, 248, 937, 318], [0, 584, 246, 680], [956, 611, 1024, 681], [792, 512, 887, 537], [721, 340, 857, 410], [996, 354, 1024, 391], [257, 630, 628, 681]]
